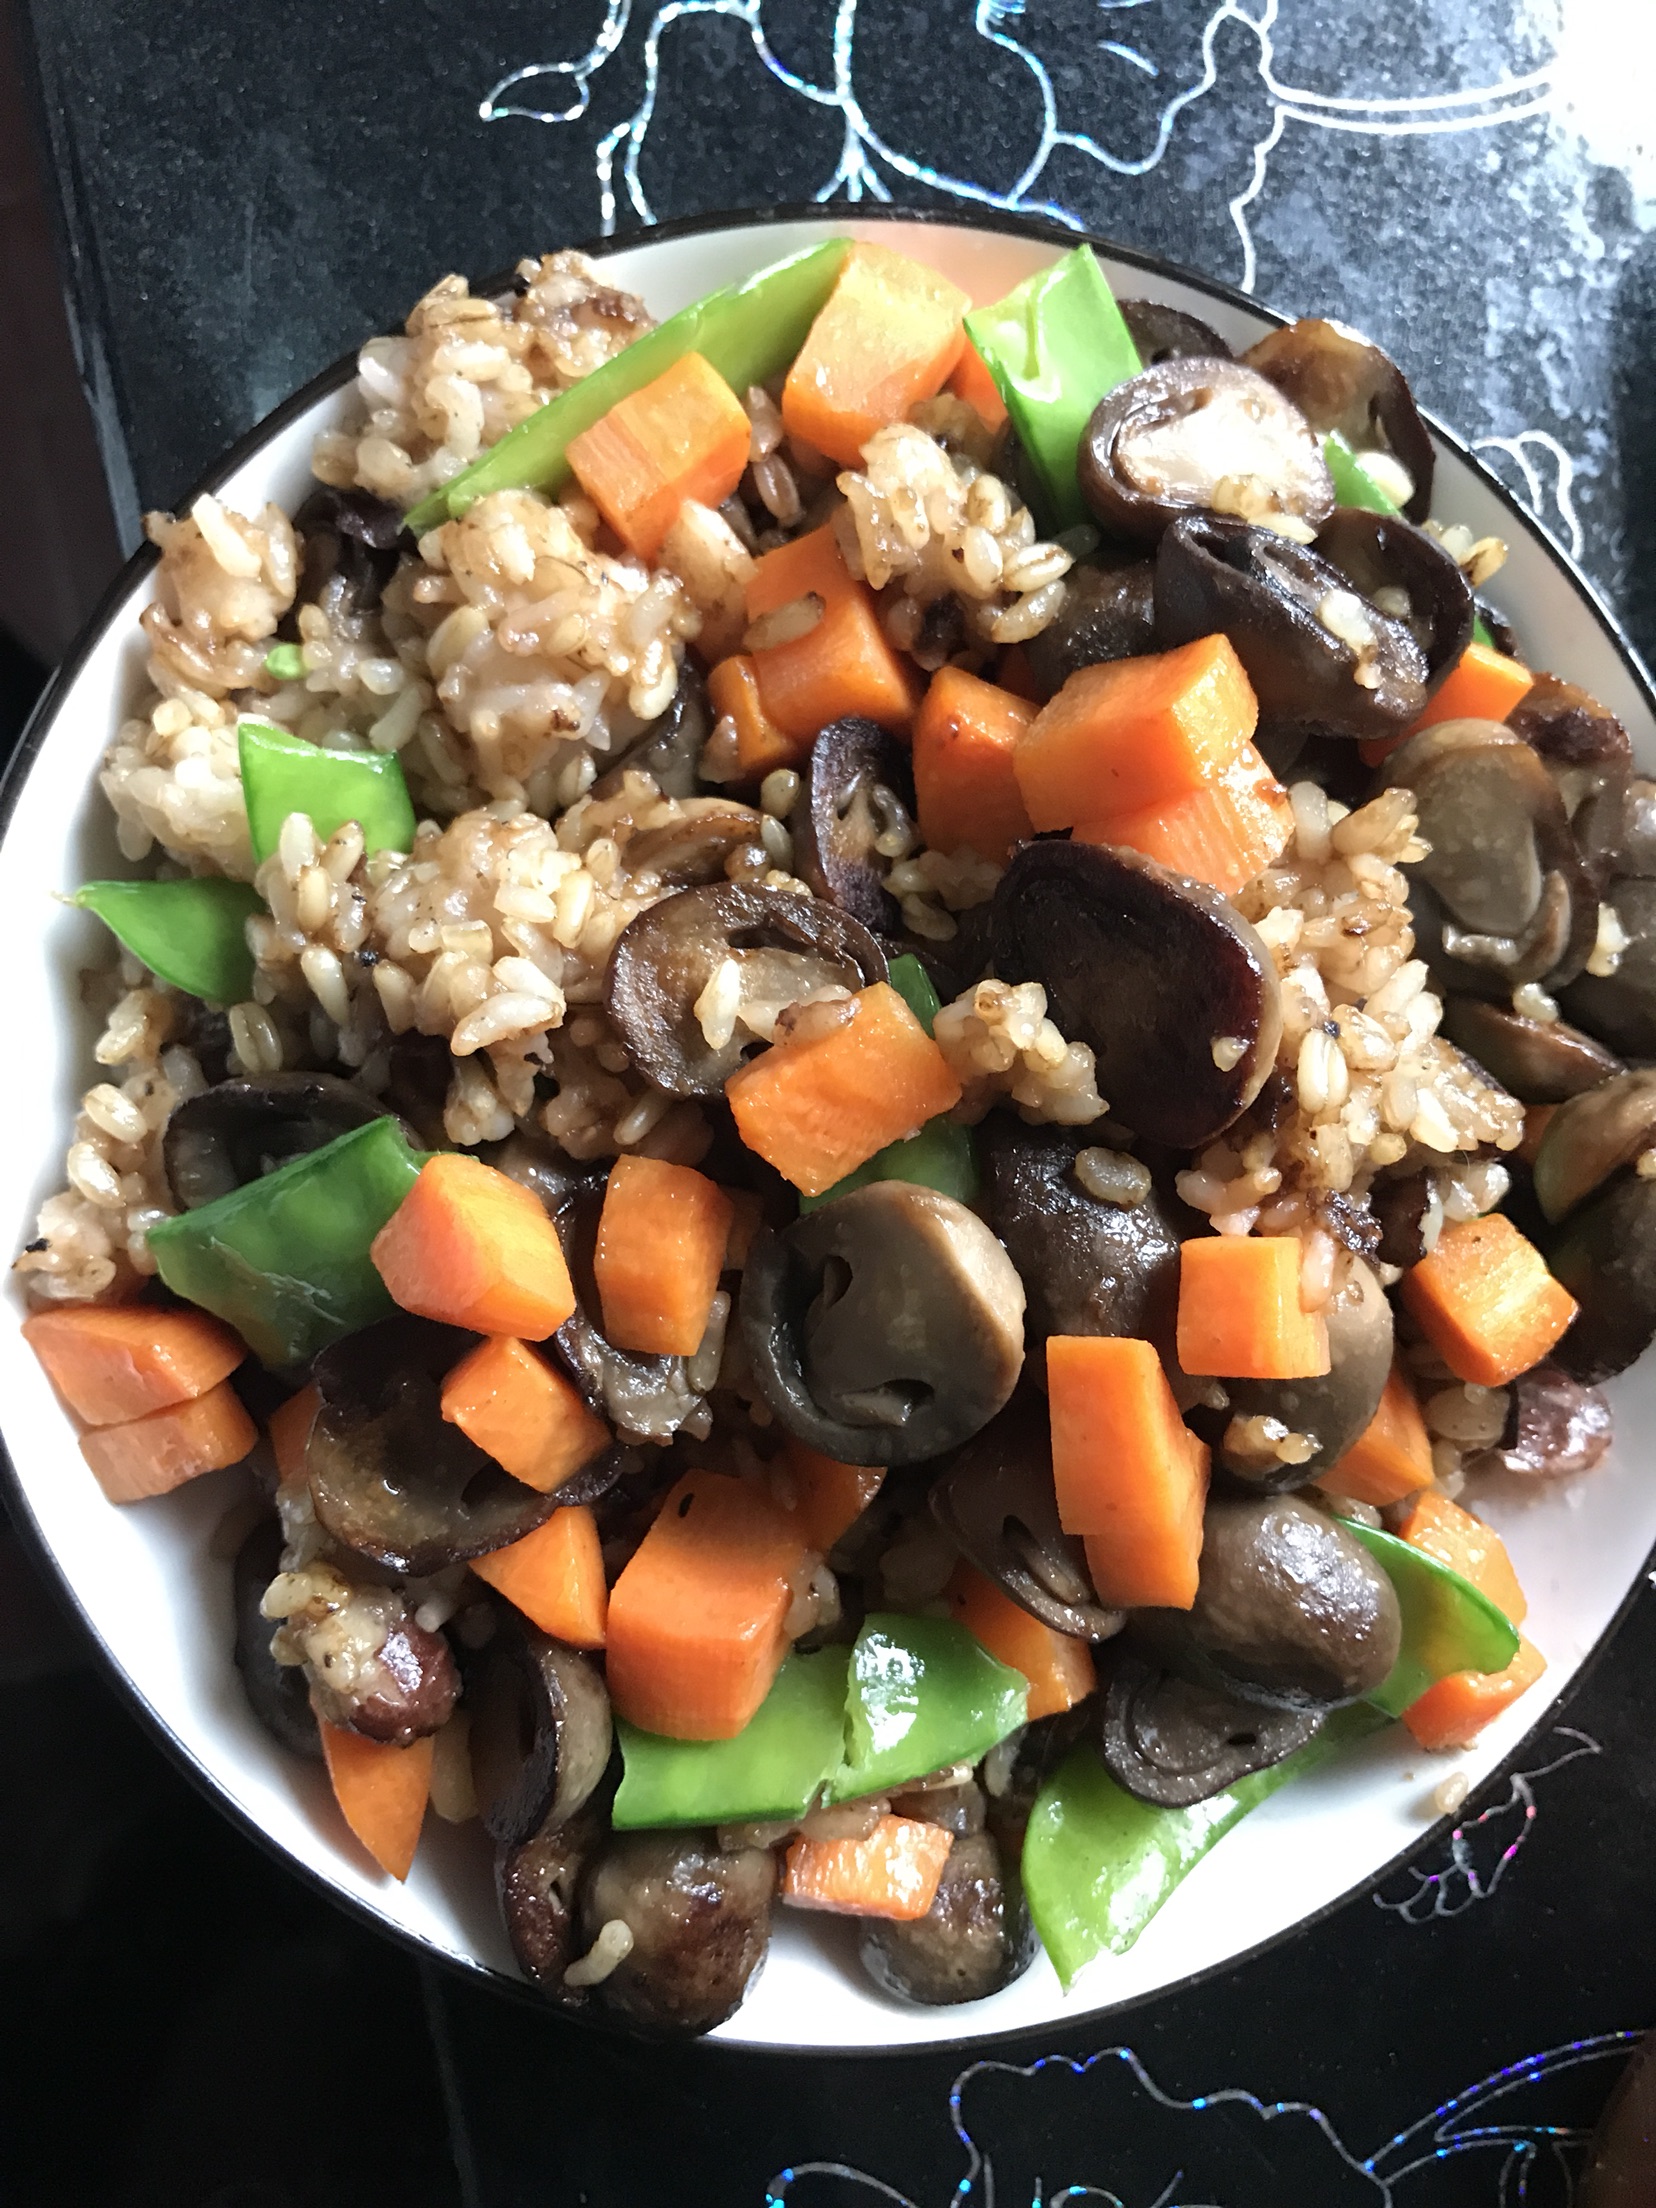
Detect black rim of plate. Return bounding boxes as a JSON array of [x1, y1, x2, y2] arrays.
[[3, 202, 1653, 2062]]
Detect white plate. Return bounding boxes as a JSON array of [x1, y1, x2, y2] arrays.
[[4, 212, 1652, 2053]]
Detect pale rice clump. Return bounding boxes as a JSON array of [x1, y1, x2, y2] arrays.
[[139, 494, 299, 698], [934, 980, 1106, 1127], [101, 685, 254, 880]]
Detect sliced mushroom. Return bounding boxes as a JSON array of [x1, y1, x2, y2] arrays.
[[285, 485, 405, 630], [1507, 670, 1633, 889], [594, 661, 711, 800], [1371, 1170, 1432, 1270], [605, 884, 886, 1096], [309, 1317, 566, 1572], [1220, 1258, 1393, 1491], [1154, 514, 1429, 742], [231, 1516, 321, 1761], [1079, 360, 1334, 543], [1466, 1362, 1612, 1479], [930, 1402, 1125, 1640], [163, 1074, 388, 1210], [579, 1830, 776, 2036], [1118, 298, 1233, 365], [1561, 877, 1656, 1054], [622, 798, 772, 886], [790, 717, 915, 935], [991, 840, 1282, 1148], [1242, 318, 1434, 521], [497, 1800, 605, 1997], [1141, 1492, 1402, 1710], [980, 1119, 1186, 1374], [859, 1831, 1036, 2006], [1021, 560, 1158, 701], [1439, 997, 1622, 1104], [266, 1557, 459, 1745], [551, 1179, 715, 1446], [1614, 779, 1656, 878], [468, 1626, 613, 1847], [1531, 1068, 1656, 1222], [739, 1182, 1025, 1466], [1548, 1176, 1656, 1384], [1100, 1653, 1324, 1809], [1312, 510, 1473, 694]]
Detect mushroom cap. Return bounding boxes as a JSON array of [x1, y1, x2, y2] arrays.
[[858, 1830, 1036, 2005], [1242, 316, 1435, 521], [470, 1627, 613, 1847], [1099, 1651, 1324, 1808], [163, 1072, 389, 1211], [1532, 1067, 1656, 1223], [579, 1830, 776, 2036], [790, 715, 915, 937], [1440, 997, 1622, 1105]]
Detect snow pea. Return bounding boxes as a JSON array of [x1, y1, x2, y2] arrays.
[[149, 1116, 426, 1369], [612, 1649, 851, 1829], [1322, 428, 1403, 516], [1021, 1704, 1387, 1988], [262, 643, 307, 681], [72, 877, 262, 1005], [404, 238, 852, 535], [799, 955, 977, 1211], [964, 246, 1143, 531], [1344, 1521, 1519, 1716], [824, 1613, 1028, 1804], [238, 720, 416, 865]]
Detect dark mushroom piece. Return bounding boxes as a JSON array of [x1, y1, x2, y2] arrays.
[[1021, 559, 1158, 701], [231, 1516, 321, 1761], [1530, 1068, 1656, 1223], [497, 1800, 605, 1998], [578, 1829, 776, 2036], [859, 1831, 1036, 2006], [164, 1074, 389, 1211], [1506, 670, 1633, 890], [1118, 298, 1233, 365], [1371, 1170, 1433, 1270], [1466, 1362, 1613, 1479], [888, 1779, 988, 1835], [1439, 997, 1622, 1104], [1100, 1652, 1324, 1809], [1613, 779, 1656, 878], [468, 1626, 613, 1847], [740, 1182, 1026, 1466], [1242, 317, 1435, 521], [594, 661, 711, 801], [1154, 514, 1429, 743], [1561, 878, 1656, 1054], [268, 1556, 459, 1746], [1079, 359, 1334, 544], [1312, 509, 1473, 696], [622, 798, 774, 887], [1220, 1258, 1393, 1492], [551, 1178, 715, 1446], [282, 485, 406, 635], [789, 717, 915, 936], [991, 840, 1282, 1149], [930, 1402, 1125, 1640], [1139, 1492, 1402, 1710], [605, 883, 886, 1097], [1548, 1175, 1656, 1383]]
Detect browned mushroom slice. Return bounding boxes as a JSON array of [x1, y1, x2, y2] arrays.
[[232, 1516, 321, 1762], [622, 798, 771, 886], [739, 1182, 1026, 1466], [265, 1554, 460, 1746], [497, 1801, 605, 1998], [1118, 298, 1233, 365], [1242, 317, 1435, 521], [858, 1830, 1037, 2006], [1507, 669, 1633, 889], [1440, 997, 1622, 1104], [580, 1829, 776, 2036], [1562, 878, 1656, 1053], [1100, 1653, 1324, 1809], [469, 1626, 613, 1847], [790, 717, 915, 936], [309, 1317, 563, 1572], [164, 1074, 389, 1211], [1466, 1362, 1612, 1479], [286, 485, 406, 629], [605, 883, 887, 1096], [1079, 358, 1334, 543], [1312, 509, 1473, 695], [990, 840, 1282, 1148], [1022, 559, 1157, 701], [1220, 1259, 1393, 1492], [1530, 1068, 1656, 1222], [1154, 514, 1428, 742], [593, 661, 711, 801], [1547, 1176, 1656, 1383]]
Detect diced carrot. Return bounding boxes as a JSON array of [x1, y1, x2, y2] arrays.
[[781, 241, 969, 468], [605, 1470, 809, 1739], [23, 1303, 245, 1427], [593, 1154, 734, 1357], [1327, 1357, 1434, 1507], [1047, 1336, 1209, 1609], [1395, 1489, 1529, 1625], [1176, 1236, 1332, 1381], [708, 653, 801, 779], [1359, 642, 1537, 765], [1014, 634, 1258, 827], [725, 981, 964, 1197], [1403, 1636, 1547, 1752], [566, 350, 752, 561], [744, 521, 861, 622], [370, 1153, 576, 1341], [79, 1378, 257, 1504], [780, 1436, 885, 1551], [269, 1383, 320, 1490], [469, 1503, 608, 1648], [440, 1336, 611, 1493], [317, 1717, 433, 1881], [751, 590, 923, 743], [995, 644, 1042, 703], [1400, 1214, 1577, 1388], [780, 1813, 955, 1921], [945, 1561, 1096, 1721], [1518, 1104, 1557, 1167], [912, 665, 1037, 864], [946, 337, 1008, 431], [1074, 740, 1293, 895]]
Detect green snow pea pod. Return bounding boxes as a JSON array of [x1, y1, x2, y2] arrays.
[[404, 239, 852, 535], [1343, 1521, 1519, 1716], [612, 1649, 852, 1829], [238, 720, 416, 865], [964, 246, 1143, 531], [149, 1116, 427, 1369], [1322, 429, 1403, 516], [800, 955, 977, 1211], [825, 1613, 1027, 1804], [1021, 1704, 1387, 1988], [72, 877, 262, 1005]]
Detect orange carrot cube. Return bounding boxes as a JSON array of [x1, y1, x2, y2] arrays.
[[469, 1503, 609, 1648], [1400, 1214, 1577, 1387], [782, 241, 969, 467], [440, 1336, 611, 1493], [1047, 1335, 1208, 1609], [1176, 1235, 1332, 1380], [913, 665, 1036, 864], [566, 350, 752, 560], [79, 1379, 257, 1504], [370, 1153, 576, 1341], [780, 1813, 955, 1920], [593, 1155, 734, 1357]]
